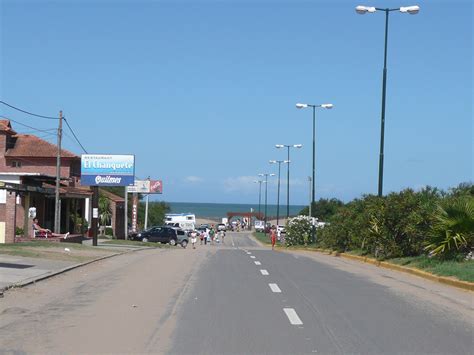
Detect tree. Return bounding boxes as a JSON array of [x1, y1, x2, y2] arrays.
[[299, 198, 344, 221], [137, 201, 170, 229], [98, 195, 112, 235], [425, 196, 474, 259]]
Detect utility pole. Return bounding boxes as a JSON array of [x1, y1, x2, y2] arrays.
[[54, 110, 63, 233]]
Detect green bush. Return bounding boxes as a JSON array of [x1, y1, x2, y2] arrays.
[[15, 227, 24, 236], [105, 227, 114, 236], [292, 183, 472, 260], [425, 196, 474, 259], [318, 188, 440, 258]]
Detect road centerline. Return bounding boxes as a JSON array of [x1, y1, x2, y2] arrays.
[[254, 261, 261, 265], [269, 283, 281, 293], [260, 269, 269, 275], [283, 308, 303, 325]]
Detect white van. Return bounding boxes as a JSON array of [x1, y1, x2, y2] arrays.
[[165, 213, 196, 230]]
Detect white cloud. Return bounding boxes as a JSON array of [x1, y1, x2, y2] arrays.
[[222, 176, 258, 193], [184, 176, 204, 183]]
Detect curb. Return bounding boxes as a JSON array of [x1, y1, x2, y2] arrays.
[[281, 247, 474, 292], [0, 246, 152, 294]]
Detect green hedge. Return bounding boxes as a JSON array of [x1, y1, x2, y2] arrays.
[[291, 183, 474, 260]]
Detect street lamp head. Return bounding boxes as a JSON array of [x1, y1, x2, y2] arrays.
[[296, 103, 308, 109], [321, 103, 334, 109], [270, 174, 276, 177], [258, 173, 264, 177], [293, 144, 303, 148], [275, 144, 284, 148], [400, 5, 420, 14], [284, 160, 290, 164], [355, 5, 376, 14], [269, 160, 277, 164]]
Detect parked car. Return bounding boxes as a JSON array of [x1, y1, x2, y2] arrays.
[[133, 226, 188, 247], [217, 223, 226, 231], [277, 225, 286, 234]]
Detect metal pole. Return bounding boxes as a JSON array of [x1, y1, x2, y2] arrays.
[[286, 146, 290, 220], [124, 186, 128, 239], [308, 176, 312, 217], [264, 176, 268, 227], [258, 181, 262, 218], [54, 110, 63, 233], [144, 194, 149, 230], [276, 162, 281, 226], [92, 186, 98, 246], [312, 106, 316, 204], [378, 9, 390, 197]]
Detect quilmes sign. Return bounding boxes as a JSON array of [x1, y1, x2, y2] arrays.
[[81, 154, 135, 186]]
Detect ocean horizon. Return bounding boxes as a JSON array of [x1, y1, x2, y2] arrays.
[[167, 201, 307, 220]]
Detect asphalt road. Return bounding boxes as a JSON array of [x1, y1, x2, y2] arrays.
[[1, 232, 472, 354], [170, 232, 473, 354]]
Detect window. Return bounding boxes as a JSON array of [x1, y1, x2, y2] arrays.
[[11, 161, 22, 168]]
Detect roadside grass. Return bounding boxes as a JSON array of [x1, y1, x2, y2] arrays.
[[0, 241, 115, 262], [389, 256, 474, 283], [101, 239, 165, 248], [253, 232, 270, 245]]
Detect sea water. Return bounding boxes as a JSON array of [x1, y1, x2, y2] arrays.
[[167, 202, 306, 220]]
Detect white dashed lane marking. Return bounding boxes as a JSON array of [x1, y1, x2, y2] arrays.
[[254, 261, 261, 265], [250, 256, 256, 259], [260, 269, 269, 275], [269, 283, 281, 293], [283, 308, 303, 325]]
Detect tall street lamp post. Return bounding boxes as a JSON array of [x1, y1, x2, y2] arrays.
[[253, 180, 265, 219], [276, 144, 302, 220], [356, 5, 420, 196], [258, 173, 275, 227], [295, 103, 333, 205], [269, 160, 289, 226]]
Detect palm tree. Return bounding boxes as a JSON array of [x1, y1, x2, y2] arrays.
[[98, 196, 112, 236], [425, 197, 474, 258]]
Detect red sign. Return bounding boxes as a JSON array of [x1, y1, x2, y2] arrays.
[[149, 180, 163, 194]]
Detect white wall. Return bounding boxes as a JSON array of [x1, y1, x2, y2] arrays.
[[0, 175, 21, 204]]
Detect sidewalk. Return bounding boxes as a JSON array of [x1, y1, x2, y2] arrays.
[[0, 240, 148, 293]]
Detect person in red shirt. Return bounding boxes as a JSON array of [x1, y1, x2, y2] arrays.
[[270, 225, 277, 250]]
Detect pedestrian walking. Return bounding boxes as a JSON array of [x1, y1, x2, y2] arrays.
[[190, 231, 197, 249], [270, 225, 277, 251], [209, 227, 215, 245], [200, 231, 204, 245]]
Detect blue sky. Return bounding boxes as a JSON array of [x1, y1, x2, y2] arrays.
[[1, 0, 472, 204]]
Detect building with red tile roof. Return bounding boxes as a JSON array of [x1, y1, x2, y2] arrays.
[[0, 120, 124, 243]]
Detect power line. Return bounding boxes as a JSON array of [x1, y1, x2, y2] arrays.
[[63, 118, 88, 154], [0, 115, 57, 134], [0, 100, 59, 120]]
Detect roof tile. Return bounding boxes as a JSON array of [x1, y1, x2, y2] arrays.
[[5, 134, 78, 158]]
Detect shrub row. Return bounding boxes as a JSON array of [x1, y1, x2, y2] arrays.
[[290, 183, 473, 260]]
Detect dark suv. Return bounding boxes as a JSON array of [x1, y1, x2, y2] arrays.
[[134, 226, 188, 247]]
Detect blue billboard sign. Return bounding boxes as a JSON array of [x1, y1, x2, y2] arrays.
[[81, 154, 135, 186]]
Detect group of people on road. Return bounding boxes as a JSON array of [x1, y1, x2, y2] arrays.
[[189, 225, 225, 249]]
